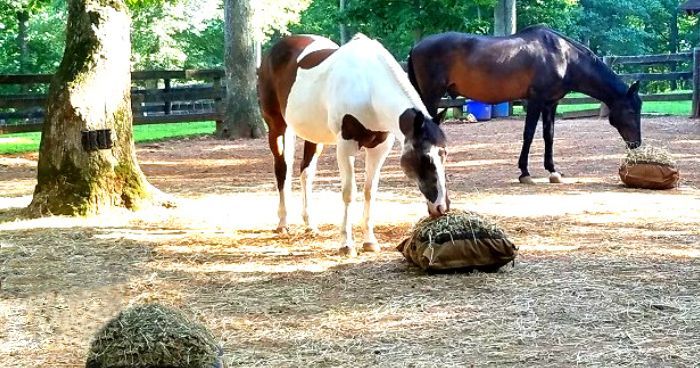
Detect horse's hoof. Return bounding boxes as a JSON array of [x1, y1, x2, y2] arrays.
[[362, 242, 381, 253], [519, 175, 535, 184], [549, 172, 563, 183], [275, 226, 289, 235], [304, 226, 319, 235], [338, 246, 357, 257]]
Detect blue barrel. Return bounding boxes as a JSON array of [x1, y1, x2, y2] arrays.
[[465, 100, 492, 121], [492, 102, 510, 117]]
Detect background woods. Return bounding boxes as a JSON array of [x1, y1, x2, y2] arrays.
[[1, 0, 698, 75]]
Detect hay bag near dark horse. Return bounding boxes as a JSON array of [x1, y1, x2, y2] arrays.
[[619, 146, 679, 190], [397, 209, 517, 272], [85, 304, 223, 368]]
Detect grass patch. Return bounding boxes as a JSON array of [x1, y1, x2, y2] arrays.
[[0, 121, 215, 155], [511, 100, 691, 116]]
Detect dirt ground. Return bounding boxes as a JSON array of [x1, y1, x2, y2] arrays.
[[1, 116, 699, 367]]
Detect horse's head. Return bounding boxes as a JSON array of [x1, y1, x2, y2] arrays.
[[399, 108, 450, 217], [609, 80, 642, 149]]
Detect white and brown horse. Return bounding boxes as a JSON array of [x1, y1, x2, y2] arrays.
[[258, 34, 449, 256]]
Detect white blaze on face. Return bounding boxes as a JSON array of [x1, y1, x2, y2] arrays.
[[428, 146, 448, 213]]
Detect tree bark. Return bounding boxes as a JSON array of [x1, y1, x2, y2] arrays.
[[217, 0, 264, 139], [339, 0, 348, 44], [28, 0, 159, 216], [494, 0, 516, 36], [670, 6, 679, 90], [17, 10, 29, 72]]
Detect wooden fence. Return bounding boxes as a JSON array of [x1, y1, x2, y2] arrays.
[[2, 48, 699, 134], [0, 70, 225, 134]]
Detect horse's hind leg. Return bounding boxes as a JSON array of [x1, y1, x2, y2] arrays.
[[518, 101, 542, 184], [300, 141, 323, 233], [267, 123, 295, 233], [336, 139, 360, 256], [542, 103, 563, 183], [361, 135, 395, 253]]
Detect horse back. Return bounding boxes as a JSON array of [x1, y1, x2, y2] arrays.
[[257, 35, 339, 126], [410, 28, 570, 103]]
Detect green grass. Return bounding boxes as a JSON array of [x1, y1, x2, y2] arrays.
[[511, 100, 691, 116], [0, 121, 216, 155]]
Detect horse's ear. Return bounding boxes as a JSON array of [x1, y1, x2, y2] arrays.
[[627, 80, 640, 96], [413, 109, 425, 133], [436, 109, 447, 124]]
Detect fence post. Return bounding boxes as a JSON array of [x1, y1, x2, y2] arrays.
[[599, 56, 612, 118], [692, 48, 700, 118], [163, 78, 172, 115]]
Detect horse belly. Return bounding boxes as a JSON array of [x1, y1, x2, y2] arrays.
[[285, 83, 337, 144]]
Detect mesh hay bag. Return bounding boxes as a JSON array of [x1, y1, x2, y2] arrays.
[[85, 304, 223, 368], [397, 209, 517, 272], [619, 146, 679, 190]]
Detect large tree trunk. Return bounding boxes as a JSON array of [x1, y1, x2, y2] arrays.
[[216, 0, 264, 139], [494, 0, 516, 36], [28, 0, 159, 216]]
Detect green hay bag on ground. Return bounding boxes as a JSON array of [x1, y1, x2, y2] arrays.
[[397, 210, 517, 272], [85, 303, 223, 368]]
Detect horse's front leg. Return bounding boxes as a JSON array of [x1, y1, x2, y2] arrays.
[[518, 101, 542, 184], [336, 139, 359, 256], [300, 141, 323, 233], [361, 135, 395, 253], [542, 103, 563, 183]]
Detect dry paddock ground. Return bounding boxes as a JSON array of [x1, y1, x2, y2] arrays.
[[1, 116, 699, 367]]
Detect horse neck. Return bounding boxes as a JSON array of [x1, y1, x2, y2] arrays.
[[569, 53, 628, 106]]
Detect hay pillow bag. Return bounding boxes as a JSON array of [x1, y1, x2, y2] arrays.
[[398, 209, 517, 273]]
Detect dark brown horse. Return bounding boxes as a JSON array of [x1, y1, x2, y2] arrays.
[[408, 25, 642, 183]]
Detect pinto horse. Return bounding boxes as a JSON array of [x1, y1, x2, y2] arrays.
[[258, 34, 449, 256], [407, 25, 642, 183]]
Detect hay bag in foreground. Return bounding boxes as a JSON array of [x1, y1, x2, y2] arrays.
[[397, 209, 517, 272], [619, 146, 679, 190], [86, 303, 223, 368]]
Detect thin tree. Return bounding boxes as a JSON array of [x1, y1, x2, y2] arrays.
[[28, 0, 164, 216], [494, 0, 516, 36], [339, 0, 348, 44], [217, 0, 264, 139]]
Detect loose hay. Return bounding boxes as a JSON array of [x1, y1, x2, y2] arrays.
[[399, 209, 517, 272], [85, 303, 221, 368], [623, 145, 676, 167]]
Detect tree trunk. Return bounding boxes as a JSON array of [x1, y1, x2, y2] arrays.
[[339, 0, 348, 44], [217, 0, 264, 139], [670, 7, 679, 90], [28, 0, 159, 216], [17, 10, 29, 73], [494, 0, 516, 36]]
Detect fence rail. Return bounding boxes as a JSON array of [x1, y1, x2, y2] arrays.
[[2, 50, 699, 134]]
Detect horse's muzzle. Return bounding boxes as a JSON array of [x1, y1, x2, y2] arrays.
[[626, 140, 641, 149]]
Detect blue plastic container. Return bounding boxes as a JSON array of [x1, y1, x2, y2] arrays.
[[492, 102, 510, 117], [464, 100, 492, 121]]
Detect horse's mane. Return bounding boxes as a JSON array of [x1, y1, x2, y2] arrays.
[[522, 25, 626, 92], [354, 34, 432, 119]]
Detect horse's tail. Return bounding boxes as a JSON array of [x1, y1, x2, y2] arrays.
[[406, 53, 421, 98]]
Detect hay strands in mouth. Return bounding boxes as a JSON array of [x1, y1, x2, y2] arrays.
[[86, 303, 222, 368], [623, 145, 676, 168]]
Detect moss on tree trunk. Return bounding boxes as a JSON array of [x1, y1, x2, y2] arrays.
[[216, 0, 265, 139], [28, 0, 156, 216]]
